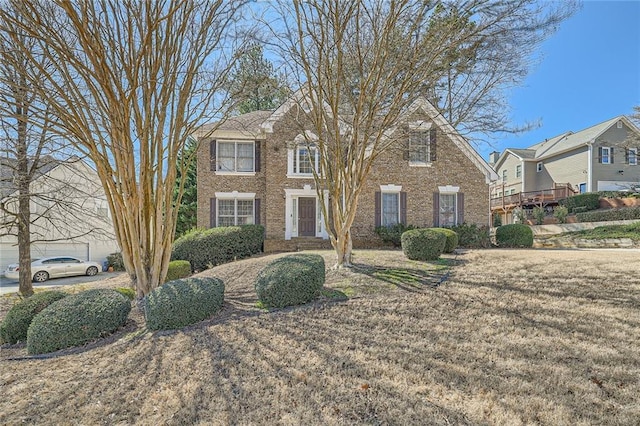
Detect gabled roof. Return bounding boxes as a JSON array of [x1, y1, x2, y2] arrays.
[[494, 115, 639, 170], [0, 156, 60, 199], [258, 90, 498, 183]]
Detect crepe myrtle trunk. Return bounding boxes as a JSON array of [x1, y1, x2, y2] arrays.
[[17, 180, 33, 297]]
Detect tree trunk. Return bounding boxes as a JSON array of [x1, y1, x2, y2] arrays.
[[331, 228, 353, 268], [17, 186, 33, 297]]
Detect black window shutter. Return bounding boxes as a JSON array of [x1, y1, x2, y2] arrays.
[[209, 140, 217, 171], [433, 192, 440, 227], [598, 147, 602, 163], [254, 141, 261, 172], [400, 192, 407, 225], [625, 148, 630, 164], [210, 197, 216, 227], [254, 198, 261, 225], [611, 147, 614, 163], [374, 191, 381, 227], [457, 192, 465, 225], [430, 128, 437, 162]]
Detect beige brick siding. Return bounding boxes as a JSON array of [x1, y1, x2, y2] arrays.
[[197, 107, 491, 252]]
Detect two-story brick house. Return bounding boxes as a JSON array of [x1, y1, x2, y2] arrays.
[[196, 95, 498, 252]]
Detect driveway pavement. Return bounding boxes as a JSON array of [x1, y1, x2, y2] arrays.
[[0, 272, 124, 295]]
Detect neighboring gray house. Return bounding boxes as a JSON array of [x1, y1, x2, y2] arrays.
[[0, 157, 119, 273], [490, 115, 640, 224]]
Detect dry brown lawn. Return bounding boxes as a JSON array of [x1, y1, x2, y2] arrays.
[[1, 249, 639, 425]]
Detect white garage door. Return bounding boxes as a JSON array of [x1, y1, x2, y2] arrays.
[[0, 242, 89, 272]]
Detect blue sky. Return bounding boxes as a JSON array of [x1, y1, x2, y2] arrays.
[[484, 0, 640, 159]]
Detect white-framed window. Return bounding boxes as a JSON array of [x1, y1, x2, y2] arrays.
[[439, 193, 457, 227], [382, 192, 400, 227], [515, 164, 522, 178], [215, 192, 255, 227], [408, 132, 430, 165], [536, 162, 543, 172], [292, 144, 319, 175], [288, 132, 321, 177], [601, 146, 611, 164], [217, 141, 255, 173], [629, 148, 637, 166], [502, 169, 507, 182]]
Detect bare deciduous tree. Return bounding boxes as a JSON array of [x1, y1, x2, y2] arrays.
[[272, 0, 575, 267], [1, 2, 111, 296], [0, 0, 246, 296]]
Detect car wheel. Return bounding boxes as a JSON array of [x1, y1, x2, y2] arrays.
[[33, 271, 49, 283], [86, 266, 99, 276]]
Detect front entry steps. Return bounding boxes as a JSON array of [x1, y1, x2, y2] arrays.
[[292, 237, 332, 251]]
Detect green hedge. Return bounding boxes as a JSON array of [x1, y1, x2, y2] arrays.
[[576, 206, 640, 222], [448, 223, 491, 248], [114, 287, 135, 300], [255, 254, 325, 309], [172, 225, 264, 272], [495, 224, 533, 248], [375, 223, 417, 247], [106, 252, 126, 271], [429, 228, 459, 253], [165, 260, 191, 282], [27, 289, 131, 355], [558, 193, 600, 213], [144, 277, 225, 331], [0, 291, 67, 344], [401, 228, 446, 261]]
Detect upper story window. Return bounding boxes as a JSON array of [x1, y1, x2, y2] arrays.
[[515, 164, 522, 178], [217, 141, 255, 173], [600, 146, 612, 164], [536, 162, 543, 172], [409, 132, 430, 164], [502, 169, 507, 182], [288, 132, 321, 178], [628, 148, 638, 166]]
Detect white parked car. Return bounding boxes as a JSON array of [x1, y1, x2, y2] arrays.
[[4, 257, 102, 282]]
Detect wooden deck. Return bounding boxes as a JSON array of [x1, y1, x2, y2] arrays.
[[490, 185, 577, 211]]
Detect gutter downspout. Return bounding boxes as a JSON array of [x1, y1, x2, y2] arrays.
[[587, 142, 593, 192]]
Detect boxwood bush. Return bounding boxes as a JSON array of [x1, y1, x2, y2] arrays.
[[429, 228, 459, 253], [375, 223, 417, 247], [255, 254, 325, 309], [448, 223, 491, 248], [172, 225, 264, 272], [495, 224, 533, 248], [576, 206, 640, 222], [165, 260, 191, 282], [558, 193, 600, 213], [401, 228, 447, 261], [144, 277, 225, 331], [0, 290, 67, 344], [26, 289, 131, 355]]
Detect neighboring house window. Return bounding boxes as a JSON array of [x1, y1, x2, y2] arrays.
[[210, 192, 260, 228], [502, 170, 507, 182], [433, 186, 464, 227], [600, 146, 612, 164], [628, 148, 637, 166], [515, 164, 522, 178], [536, 162, 543, 172], [217, 141, 255, 173], [374, 185, 406, 227]]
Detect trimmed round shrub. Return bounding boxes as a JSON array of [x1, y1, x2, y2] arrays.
[[255, 254, 325, 309], [495, 224, 533, 248], [27, 289, 131, 355], [430, 228, 459, 253], [0, 290, 67, 344], [375, 223, 417, 247], [144, 277, 225, 331], [401, 228, 447, 261], [172, 225, 264, 271], [165, 260, 191, 282]]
